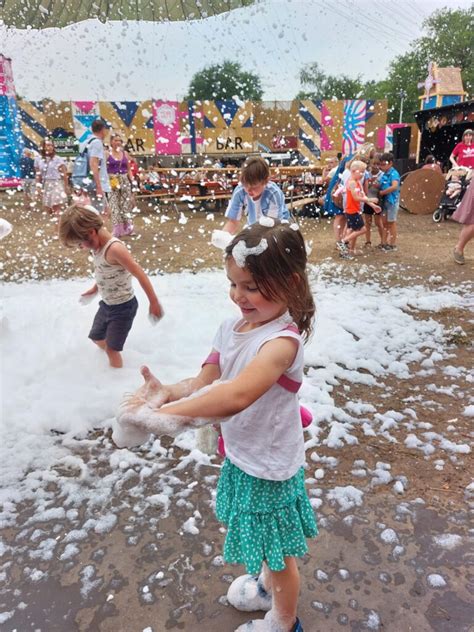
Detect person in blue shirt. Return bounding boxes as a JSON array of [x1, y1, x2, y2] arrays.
[[223, 157, 289, 235], [375, 152, 400, 251]]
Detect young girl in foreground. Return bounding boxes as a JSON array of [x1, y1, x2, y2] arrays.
[[116, 220, 318, 632]]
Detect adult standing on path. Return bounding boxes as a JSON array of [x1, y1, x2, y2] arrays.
[[34, 139, 68, 215], [84, 119, 111, 214], [452, 175, 474, 265], [106, 134, 134, 237]]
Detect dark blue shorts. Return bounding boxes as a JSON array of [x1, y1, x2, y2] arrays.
[[345, 213, 365, 231], [89, 296, 138, 351]]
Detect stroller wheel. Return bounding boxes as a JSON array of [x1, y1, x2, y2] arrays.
[[433, 209, 443, 223]]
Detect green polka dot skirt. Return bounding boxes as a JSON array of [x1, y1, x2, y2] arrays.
[[215, 458, 318, 574]]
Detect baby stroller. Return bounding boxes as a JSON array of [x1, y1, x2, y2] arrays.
[[433, 168, 471, 222]]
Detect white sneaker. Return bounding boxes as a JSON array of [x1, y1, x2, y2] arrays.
[[227, 574, 272, 612]]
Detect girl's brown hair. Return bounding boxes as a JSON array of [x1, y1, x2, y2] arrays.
[[225, 221, 315, 341], [59, 204, 104, 247], [40, 138, 56, 158]]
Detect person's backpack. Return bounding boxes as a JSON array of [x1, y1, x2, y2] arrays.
[[71, 137, 96, 192]]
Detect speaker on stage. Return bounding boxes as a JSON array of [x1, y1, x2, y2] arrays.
[[392, 127, 411, 160]]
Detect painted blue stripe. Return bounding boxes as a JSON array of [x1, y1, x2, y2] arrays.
[[188, 101, 196, 154], [203, 115, 215, 129], [299, 130, 320, 157], [299, 106, 321, 133], [19, 108, 48, 138]]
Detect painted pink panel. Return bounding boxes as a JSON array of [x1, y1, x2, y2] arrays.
[[0, 56, 15, 96], [320, 102, 334, 151], [74, 101, 98, 114], [153, 100, 183, 155]]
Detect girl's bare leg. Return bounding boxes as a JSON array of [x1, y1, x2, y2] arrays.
[[374, 214, 384, 244], [386, 220, 397, 246], [269, 557, 300, 630], [333, 215, 346, 242], [455, 224, 474, 254], [365, 215, 372, 243], [106, 347, 122, 368]]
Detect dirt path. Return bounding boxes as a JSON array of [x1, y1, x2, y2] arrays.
[[0, 194, 472, 282]]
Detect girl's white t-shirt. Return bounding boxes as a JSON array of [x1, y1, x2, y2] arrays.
[[213, 312, 306, 481]]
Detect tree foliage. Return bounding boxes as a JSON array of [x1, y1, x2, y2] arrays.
[[186, 61, 264, 101], [297, 62, 365, 101], [296, 7, 473, 123]]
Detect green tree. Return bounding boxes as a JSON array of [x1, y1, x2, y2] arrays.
[[297, 62, 364, 100], [186, 61, 264, 101], [296, 7, 473, 123], [372, 6, 473, 122]]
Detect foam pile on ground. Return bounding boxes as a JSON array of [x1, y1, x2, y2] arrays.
[[0, 266, 470, 538]]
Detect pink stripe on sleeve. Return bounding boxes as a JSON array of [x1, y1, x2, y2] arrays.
[[277, 374, 302, 393], [202, 351, 220, 367]]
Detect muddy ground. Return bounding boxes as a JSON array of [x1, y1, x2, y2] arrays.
[[0, 194, 473, 632]]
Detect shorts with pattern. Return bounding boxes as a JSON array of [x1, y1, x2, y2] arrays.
[[89, 296, 138, 351], [345, 212, 365, 231], [215, 458, 318, 574]]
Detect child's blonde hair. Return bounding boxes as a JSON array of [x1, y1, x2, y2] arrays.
[[59, 204, 104, 247], [241, 157, 270, 186], [225, 221, 315, 341], [350, 160, 367, 173]]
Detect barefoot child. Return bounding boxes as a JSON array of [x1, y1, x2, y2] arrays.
[[59, 204, 163, 368], [341, 160, 380, 259], [116, 220, 317, 631]]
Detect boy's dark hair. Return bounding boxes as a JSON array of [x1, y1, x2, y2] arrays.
[[241, 157, 270, 186], [380, 152, 394, 164], [91, 119, 106, 134], [424, 154, 436, 164], [225, 221, 315, 341]]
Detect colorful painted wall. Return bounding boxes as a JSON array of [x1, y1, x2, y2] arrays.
[[5, 97, 389, 163]]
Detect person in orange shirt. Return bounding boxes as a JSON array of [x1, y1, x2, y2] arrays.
[[341, 160, 381, 259]]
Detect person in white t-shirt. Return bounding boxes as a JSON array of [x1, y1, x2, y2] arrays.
[[115, 219, 318, 632], [81, 119, 111, 214]]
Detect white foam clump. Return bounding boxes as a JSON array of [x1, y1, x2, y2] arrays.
[[148, 313, 163, 326], [327, 486, 364, 512], [113, 405, 186, 448], [211, 229, 233, 251], [78, 293, 97, 305], [427, 573, 447, 588], [259, 216, 275, 228], [0, 218, 13, 240], [380, 528, 399, 544], [232, 238, 268, 267], [433, 534, 462, 550]]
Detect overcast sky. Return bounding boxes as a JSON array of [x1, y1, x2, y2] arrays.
[[1, 0, 471, 101]]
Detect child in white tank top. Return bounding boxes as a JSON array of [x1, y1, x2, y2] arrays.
[[115, 219, 318, 632], [59, 204, 163, 368]]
